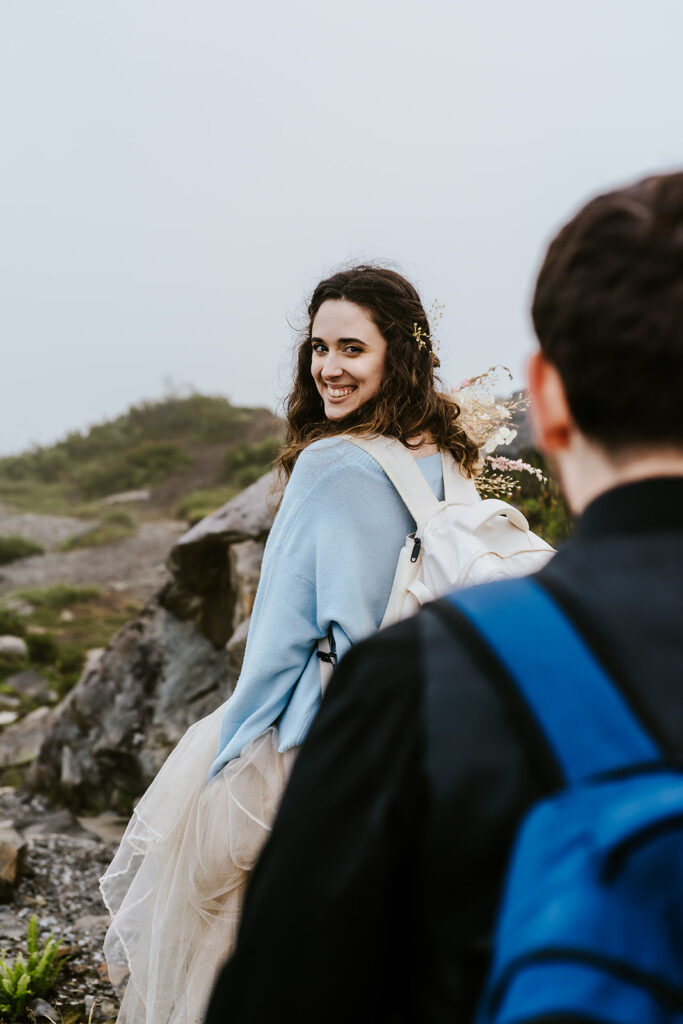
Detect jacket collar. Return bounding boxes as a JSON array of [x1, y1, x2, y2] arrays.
[[575, 476, 683, 539]]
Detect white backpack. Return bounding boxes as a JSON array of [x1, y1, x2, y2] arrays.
[[348, 435, 554, 628], [317, 435, 554, 689]]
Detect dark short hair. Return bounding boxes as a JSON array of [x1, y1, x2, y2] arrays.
[[532, 172, 683, 452]]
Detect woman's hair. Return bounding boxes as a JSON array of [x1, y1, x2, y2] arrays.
[[277, 265, 479, 482]]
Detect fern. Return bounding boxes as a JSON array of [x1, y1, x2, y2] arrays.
[[0, 915, 65, 1020]]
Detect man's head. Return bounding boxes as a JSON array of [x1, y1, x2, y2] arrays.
[[528, 172, 683, 511]]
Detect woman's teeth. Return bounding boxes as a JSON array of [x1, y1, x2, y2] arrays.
[[327, 386, 355, 398]]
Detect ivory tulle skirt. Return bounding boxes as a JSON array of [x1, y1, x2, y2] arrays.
[[99, 706, 296, 1024]]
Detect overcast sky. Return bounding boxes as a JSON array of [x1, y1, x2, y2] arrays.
[[1, 1, 682, 455]]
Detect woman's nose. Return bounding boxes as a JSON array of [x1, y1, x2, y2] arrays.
[[322, 354, 343, 379]]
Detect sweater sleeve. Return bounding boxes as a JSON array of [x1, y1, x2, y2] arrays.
[[208, 439, 412, 777]]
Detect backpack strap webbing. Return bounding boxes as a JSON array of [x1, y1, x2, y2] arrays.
[[447, 577, 660, 784], [347, 436, 479, 523], [347, 436, 441, 523]]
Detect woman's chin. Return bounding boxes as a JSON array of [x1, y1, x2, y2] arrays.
[[324, 401, 357, 421]]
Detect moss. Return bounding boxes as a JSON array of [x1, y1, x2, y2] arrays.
[[0, 535, 45, 565]]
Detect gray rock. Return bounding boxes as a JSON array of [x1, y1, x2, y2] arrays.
[[0, 694, 20, 711], [0, 823, 26, 898], [0, 706, 54, 768], [28, 998, 59, 1022], [32, 474, 275, 813], [0, 635, 28, 658], [17, 808, 89, 839], [102, 489, 151, 505], [73, 912, 111, 933], [229, 540, 264, 633], [0, 711, 18, 726], [0, 908, 25, 940], [5, 668, 56, 703], [78, 812, 129, 844]]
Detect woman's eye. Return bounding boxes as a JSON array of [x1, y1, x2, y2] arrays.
[[345, 345, 361, 354], [312, 342, 327, 354]]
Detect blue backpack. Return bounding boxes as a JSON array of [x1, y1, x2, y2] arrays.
[[447, 577, 683, 1024]]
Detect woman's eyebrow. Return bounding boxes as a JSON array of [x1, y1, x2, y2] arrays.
[[310, 336, 368, 346]]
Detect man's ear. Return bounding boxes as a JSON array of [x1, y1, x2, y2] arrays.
[[527, 351, 573, 455]]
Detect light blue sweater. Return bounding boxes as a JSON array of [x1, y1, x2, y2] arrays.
[[208, 437, 444, 778]]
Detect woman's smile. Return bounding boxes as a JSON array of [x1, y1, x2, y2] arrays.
[[310, 299, 387, 421]]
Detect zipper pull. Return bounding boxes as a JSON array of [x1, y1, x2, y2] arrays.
[[410, 537, 422, 563]]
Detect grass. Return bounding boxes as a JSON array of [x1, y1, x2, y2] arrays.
[[60, 511, 137, 552], [175, 485, 241, 525], [0, 536, 45, 566], [16, 585, 103, 610], [0, 587, 141, 702]]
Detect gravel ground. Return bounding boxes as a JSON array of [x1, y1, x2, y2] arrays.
[[0, 788, 122, 1024]]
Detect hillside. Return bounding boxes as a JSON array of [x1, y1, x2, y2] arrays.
[[0, 393, 283, 523]]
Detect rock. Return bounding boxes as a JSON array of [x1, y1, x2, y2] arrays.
[[0, 908, 25, 940], [229, 540, 264, 632], [0, 711, 18, 726], [2, 596, 35, 617], [84, 647, 105, 674], [226, 616, 250, 691], [0, 635, 28, 658], [5, 668, 56, 703], [78, 812, 129, 844], [102, 488, 151, 505], [0, 823, 26, 898], [32, 474, 275, 813], [73, 913, 111, 933], [0, 693, 20, 711], [28, 998, 59, 1022], [0, 706, 55, 768], [16, 808, 90, 839]]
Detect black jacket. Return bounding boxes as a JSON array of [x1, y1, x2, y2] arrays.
[[204, 478, 683, 1023]]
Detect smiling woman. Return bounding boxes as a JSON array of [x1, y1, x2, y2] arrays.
[[100, 264, 479, 1024], [310, 299, 387, 419]]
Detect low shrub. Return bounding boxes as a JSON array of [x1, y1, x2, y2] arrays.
[[0, 536, 44, 565], [17, 585, 102, 610], [175, 486, 240, 525], [0, 607, 26, 637], [75, 442, 190, 500], [25, 632, 59, 665], [219, 438, 281, 485], [0, 914, 64, 1020]]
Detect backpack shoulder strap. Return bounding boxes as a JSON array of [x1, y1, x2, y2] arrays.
[[346, 435, 442, 524], [447, 577, 660, 783], [440, 450, 481, 505]]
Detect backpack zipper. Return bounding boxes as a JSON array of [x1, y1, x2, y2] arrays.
[[410, 537, 422, 563]]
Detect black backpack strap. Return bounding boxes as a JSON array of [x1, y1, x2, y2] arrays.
[[447, 577, 660, 783]]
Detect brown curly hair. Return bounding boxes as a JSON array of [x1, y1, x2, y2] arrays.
[[277, 265, 479, 483]]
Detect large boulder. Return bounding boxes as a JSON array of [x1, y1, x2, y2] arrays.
[[30, 473, 276, 813]]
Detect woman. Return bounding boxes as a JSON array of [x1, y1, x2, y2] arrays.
[[100, 265, 479, 1024]]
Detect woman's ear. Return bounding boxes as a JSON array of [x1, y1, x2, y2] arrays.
[[527, 350, 573, 455]]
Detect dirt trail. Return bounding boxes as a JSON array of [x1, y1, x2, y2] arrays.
[[0, 504, 185, 600]]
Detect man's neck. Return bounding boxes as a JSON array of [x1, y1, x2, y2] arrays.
[[556, 440, 683, 515]]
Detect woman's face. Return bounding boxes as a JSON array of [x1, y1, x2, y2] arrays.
[[310, 299, 387, 421]]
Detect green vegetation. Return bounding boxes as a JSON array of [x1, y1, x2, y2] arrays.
[[513, 453, 573, 546], [60, 511, 137, 552], [74, 441, 190, 500], [0, 915, 64, 1021], [0, 607, 25, 638], [0, 536, 44, 566], [0, 393, 281, 514], [219, 437, 281, 488], [175, 486, 241, 525], [0, 586, 140, 703], [16, 584, 102, 610]]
